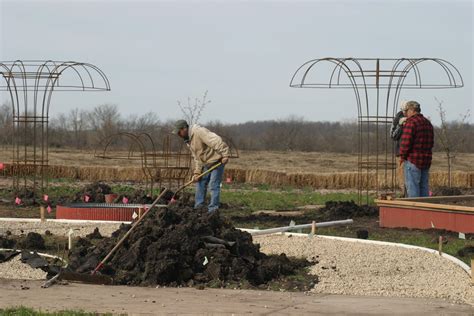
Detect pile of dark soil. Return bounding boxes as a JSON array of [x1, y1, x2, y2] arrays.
[[317, 201, 378, 221], [230, 201, 377, 228], [74, 182, 112, 203], [20, 232, 46, 250], [114, 189, 176, 205], [68, 204, 310, 287], [433, 186, 463, 196]]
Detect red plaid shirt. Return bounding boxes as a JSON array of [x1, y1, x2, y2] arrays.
[[399, 113, 434, 169]]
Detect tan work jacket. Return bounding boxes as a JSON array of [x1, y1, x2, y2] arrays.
[[188, 124, 230, 174]]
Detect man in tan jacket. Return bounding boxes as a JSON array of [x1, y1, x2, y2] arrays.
[[173, 120, 230, 212]]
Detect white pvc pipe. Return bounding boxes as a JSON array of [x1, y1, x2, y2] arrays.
[[0, 248, 67, 265], [249, 219, 353, 236]]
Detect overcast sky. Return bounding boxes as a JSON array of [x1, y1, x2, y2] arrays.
[[0, 0, 472, 124]]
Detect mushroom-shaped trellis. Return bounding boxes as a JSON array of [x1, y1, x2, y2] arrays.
[[0, 60, 110, 197], [290, 58, 463, 203]]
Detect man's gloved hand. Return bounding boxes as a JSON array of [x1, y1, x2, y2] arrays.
[[221, 157, 229, 164], [399, 117, 407, 126], [192, 173, 201, 183]]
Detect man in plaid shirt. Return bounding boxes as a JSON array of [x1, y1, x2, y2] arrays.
[[399, 101, 434, 197]]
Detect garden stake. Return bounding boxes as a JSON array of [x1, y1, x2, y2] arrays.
[[438, 236, 443, 255]]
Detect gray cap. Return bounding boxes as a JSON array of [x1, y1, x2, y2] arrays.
[[172, 119, 189, 134], [405, 101, 421, 112]]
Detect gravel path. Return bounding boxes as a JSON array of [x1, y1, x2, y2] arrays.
[[0, 256, 47, 280], [255, 234, 473, 305], [0, 220, 122, 237]]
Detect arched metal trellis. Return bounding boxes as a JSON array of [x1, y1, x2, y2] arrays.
[[290, 58, 463, 204], [95, 131, 193, 195], [0, 60, 110, 198], [94, 130, 240, 195]]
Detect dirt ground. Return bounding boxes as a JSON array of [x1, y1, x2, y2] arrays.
[[0, 279, 472, 315], [0, 148, 472, 173]]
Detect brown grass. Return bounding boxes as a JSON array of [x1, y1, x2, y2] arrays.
[[0, 148, 472, 189], [0, 148, 472, 172]]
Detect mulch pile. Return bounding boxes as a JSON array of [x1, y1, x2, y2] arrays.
[[68, 203, 309, 287]]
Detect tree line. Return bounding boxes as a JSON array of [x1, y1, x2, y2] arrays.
[[0, 103, 472, 153]]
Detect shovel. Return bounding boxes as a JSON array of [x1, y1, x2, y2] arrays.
[[91, 188, 171, 275], [43, 188, 171, 287], [92, 163, 222, 275], [91, 162, 222, 275], [50, 163, 224, 286], [169, 162, 223, 203]]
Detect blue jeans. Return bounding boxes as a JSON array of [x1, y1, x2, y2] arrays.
[[404, 160, 430, 197], [195, 164, 225, 212]]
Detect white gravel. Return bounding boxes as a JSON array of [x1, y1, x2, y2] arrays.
[[0, 220, 122, 237], [254, 234, 474, 305], [0, 255, 47, 280]]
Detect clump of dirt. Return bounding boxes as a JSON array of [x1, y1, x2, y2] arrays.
[[0, 236, 16, 248], [317, 201, 378, 221], [356, 229, 369, 239], [457, 246, 474, 258], [86, 228, 103, 240], [433, 187, 463, 196], [20, 232, 46, 250], [74, 182, 112, 203], [68, 204, 310, 287]]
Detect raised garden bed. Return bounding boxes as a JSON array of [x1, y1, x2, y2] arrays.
[[376, 195, 474, 233]]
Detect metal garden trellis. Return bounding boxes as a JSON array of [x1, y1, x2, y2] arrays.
[[94, 131, 193, 196], [94, 131, 240, 196], [289, 58, 463, 204], [0, 60, 110, 199]]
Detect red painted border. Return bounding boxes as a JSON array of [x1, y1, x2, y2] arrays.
[[379, 206, 474, 233], [56, 205, 138, 221]]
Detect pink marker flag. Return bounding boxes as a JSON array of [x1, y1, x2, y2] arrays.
[[429, 191, 433, 196], [122, 197, 129, 204], [43, 194, 49, 202], [0, 162, 4, 170], [47, 205, 52, 213], [84, 195, 90, 202], [15, 197, 21, 205], [225, 177, 232, 184]]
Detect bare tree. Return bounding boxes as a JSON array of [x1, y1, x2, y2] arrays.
[[68, 108, 89, 149], [88, 104, 121, 141], [124, 112, 160, 133], [177, 90, 211, 125], [434, 97, 471, 187]]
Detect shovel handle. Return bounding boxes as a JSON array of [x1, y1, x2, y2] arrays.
[[172, 162, 223, 199], [91, 188, 170, 275]]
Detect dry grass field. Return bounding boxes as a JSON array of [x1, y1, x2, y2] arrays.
[[0, 148, 471, 189], [0, 148, 472, 173]]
